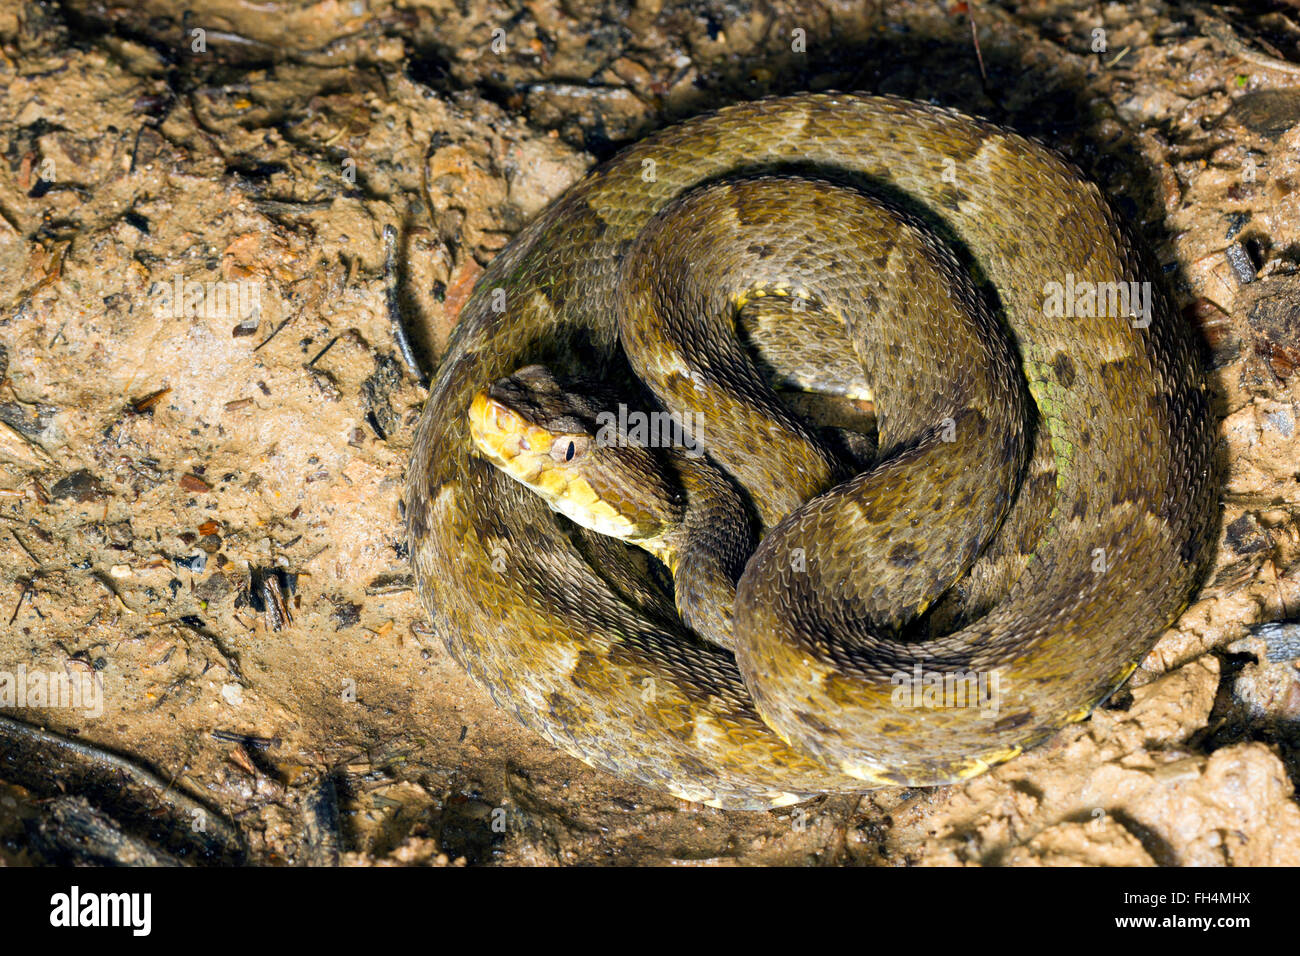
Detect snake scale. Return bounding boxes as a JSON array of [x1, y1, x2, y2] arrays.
[[405, 93, 1217, 809]]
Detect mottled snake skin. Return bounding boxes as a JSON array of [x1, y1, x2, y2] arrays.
[[405, 94, 1217, 809]]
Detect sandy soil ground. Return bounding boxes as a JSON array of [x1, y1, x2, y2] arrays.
[[1, 0, 1299, 866]]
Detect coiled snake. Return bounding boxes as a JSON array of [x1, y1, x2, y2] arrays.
[[405, 94, 1216, 809]]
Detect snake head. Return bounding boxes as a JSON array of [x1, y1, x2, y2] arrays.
[[468, 365, 684, 553]]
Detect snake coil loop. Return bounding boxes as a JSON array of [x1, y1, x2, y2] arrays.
[[407, 93, 1217, 809]]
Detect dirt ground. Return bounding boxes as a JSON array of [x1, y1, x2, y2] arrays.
[[1, 0, 1299, 866]]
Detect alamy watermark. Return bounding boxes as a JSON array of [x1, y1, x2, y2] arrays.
[[595, 404, 704, 458], [1042, 273, 1151, 328], [891, 663, 1000, 718], [0, 665, 102, 717], [50, 886, 150, 936], [152, 274, 262, 321]]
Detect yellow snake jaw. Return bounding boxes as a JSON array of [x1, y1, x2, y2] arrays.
[[467, 377, 699, 561], [466, 389, 643, 544], [406, 93, 1218, 810]]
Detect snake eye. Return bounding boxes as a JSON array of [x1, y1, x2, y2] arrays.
[[551, 435, 588, 464]]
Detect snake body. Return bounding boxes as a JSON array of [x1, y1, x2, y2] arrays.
[[406, 94, 1216, 809]]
